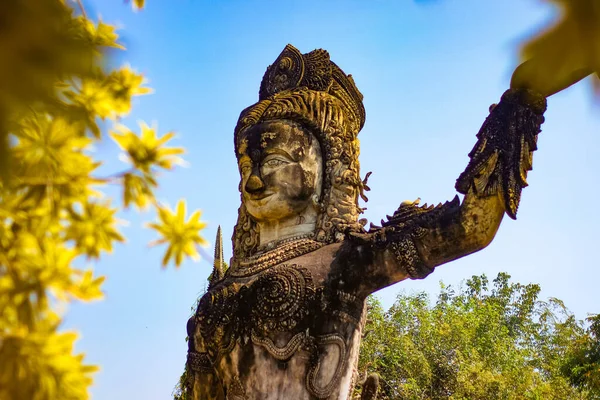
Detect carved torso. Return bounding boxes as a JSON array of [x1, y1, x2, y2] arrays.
[[188, 241, 368, 399]]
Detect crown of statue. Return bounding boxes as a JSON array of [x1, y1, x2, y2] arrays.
[[257, 44, 366, 132]]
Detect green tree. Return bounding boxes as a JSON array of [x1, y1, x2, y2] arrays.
[[562, 314, 600, 397], [358, 273, 595, 399], [0, 2, 206, 399]]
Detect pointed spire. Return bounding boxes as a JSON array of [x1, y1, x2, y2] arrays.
[[209, 226, 224, 286]]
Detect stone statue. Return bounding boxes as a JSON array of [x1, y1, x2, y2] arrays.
[[185, 44, 547, 399]]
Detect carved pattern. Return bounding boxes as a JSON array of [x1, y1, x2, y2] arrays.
[[227, 377, 248, 400], [195, 264, 319, 364], [251, 331, 306, 361], [301, 49, 332, 91], [250, 264, 316, 335], [256, 232, 314, 253], [196, 285, 240, 358], [230, 237, 325, 277], [363, 197, 462, 279], [209, 226, 225, 288], [259, 44, 305, 99], [331, 310, 361, 325], [187, 350, 213, 373], [192, 262, 359, 396], [331, 64, 365, 134], [232, 204, 260, 261], [455, 88, 546, 219], [390, 237, 426, 279], [306, 334, 348, 399], [258, 45, 362, 122], [328, 290, 364, 326]]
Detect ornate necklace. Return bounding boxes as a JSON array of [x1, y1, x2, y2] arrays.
[[256, 232, 315, 252], [230, 234, 325, 278]]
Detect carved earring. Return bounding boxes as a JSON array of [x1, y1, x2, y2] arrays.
[[311, 194, 322, 211]]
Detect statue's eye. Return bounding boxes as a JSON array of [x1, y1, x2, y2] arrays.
[[263, 158, 288, 168]]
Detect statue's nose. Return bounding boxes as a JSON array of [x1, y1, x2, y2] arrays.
[[245, 174, 265, 193]]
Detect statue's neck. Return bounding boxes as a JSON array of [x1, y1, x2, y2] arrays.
[[257, 207, 318, 247]]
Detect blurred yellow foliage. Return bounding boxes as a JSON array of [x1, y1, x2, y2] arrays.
[[0, 1, 207, 399], [0, 324, 98, 400], [122, 171, 157, 210], [133, 0, 146, 11]]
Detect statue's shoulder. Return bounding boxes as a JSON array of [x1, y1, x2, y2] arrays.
[[351, 196, 461, 243], [342, 197, 462, 281]]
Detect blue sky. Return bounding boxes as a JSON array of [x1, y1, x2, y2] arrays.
[[67, 1, 600, 399]]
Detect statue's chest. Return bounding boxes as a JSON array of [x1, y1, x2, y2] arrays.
[[190, 258, 367, 399], [195, 258, 365, 355], [196, 264, 321, 358]]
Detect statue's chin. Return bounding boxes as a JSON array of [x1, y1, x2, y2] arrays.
[[245, 196, 311, 224]]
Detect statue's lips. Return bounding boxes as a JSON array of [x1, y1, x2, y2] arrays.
[[247, 193, 274, 202]]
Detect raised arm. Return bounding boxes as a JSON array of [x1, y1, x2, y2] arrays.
[[346, 88, 547, 296]]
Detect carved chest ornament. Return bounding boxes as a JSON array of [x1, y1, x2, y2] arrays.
[[230, 233, 325, 277]]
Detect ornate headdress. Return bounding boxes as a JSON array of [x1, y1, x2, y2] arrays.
[[232, 44, 368, 260], [235, 44, 365, 142]]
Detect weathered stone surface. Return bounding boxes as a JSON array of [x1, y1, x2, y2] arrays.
[[186, 44, 547, 399]]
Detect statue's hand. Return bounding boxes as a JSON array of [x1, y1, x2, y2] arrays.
[[455, 88, 547, 219]]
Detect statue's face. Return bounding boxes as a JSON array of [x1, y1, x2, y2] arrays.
[[237, 120, 322, 223]]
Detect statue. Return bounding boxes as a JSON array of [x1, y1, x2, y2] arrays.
[[185, 44, 547, 399]]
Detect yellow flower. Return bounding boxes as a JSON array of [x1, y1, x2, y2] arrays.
[[111, 122, 185, 173], [65, 201, 125, 259], [147, 200, 208, 267]]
